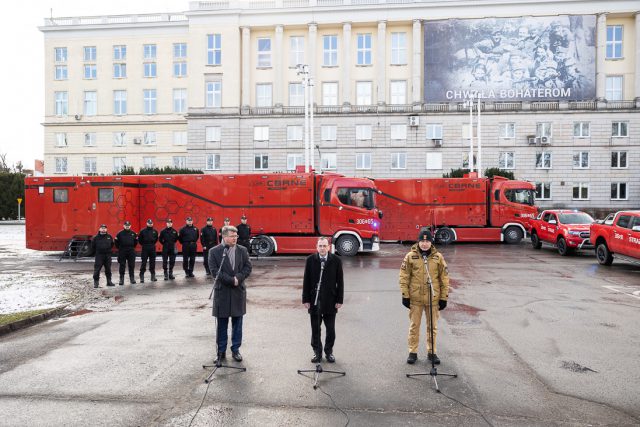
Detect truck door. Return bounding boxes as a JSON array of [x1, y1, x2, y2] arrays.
[[610, 214, 631, 254], [546, 213, 558, 242], [627, 216, 640, 259]]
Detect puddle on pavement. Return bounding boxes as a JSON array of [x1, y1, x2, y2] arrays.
[[442, 302, 484, 325], [560, 360, 598, 373]]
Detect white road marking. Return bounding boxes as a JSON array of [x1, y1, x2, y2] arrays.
[[602, 285, 640, 300]]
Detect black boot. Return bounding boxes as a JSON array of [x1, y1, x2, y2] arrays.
[[106, 278, 115, 287], [93, 280, 99, 288], [150, 272, 157, 282], [169, 270, 175, 280], [428, 353, 441, 365], [119, 275, 124, 286], [139, 272, 145, 283], [130, 274, 136, 284], [407, 352, 417, 364], [164, 270, 168, 281]]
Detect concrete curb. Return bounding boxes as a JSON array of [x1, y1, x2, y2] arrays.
[[0, 305, 67, 336]]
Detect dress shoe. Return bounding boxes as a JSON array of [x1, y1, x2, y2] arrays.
[[169, 272, 175, 280], [164, 272, 168, 281], [232, 351, 243, 362], [93, 280, 99, 288], [311, 353, 322, 363], [325, 354, 336, 363], [118, 275, 125, 286], [188, 273, 195, 278], [216, 352, 226, 361], [428, 353, 441, 365], [407, 352, 417, 364], [106, 281, 115, 287], [139, 273, 145, 283], [129, 275, 136, 284]]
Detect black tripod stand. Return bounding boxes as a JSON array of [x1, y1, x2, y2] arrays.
[[406, 256, 457, 392], [297, 259, 345, 389], [203, 246, 246, 383]]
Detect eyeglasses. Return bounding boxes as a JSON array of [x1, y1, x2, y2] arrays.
[[227, 235, 238, 238]]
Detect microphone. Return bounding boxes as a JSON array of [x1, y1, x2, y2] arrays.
[[422, 254, 428, 263], [321, 261, 325, 270]]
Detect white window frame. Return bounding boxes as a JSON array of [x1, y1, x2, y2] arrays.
[[83, 157, 97, 174], [499, 152, 515, 169], [462, 153, 477, 169], [254, 126, 269, 141], [391, 152, 407, 170], [356, 33, 372, 66], [113, 90, 127, 115], [612, 121, 628, 137], [289, 36, 304, 67], [390, 124, 407, 140], [536, 122, 552, 137], [611, 182, 628, 200], [143, 131, 157, 145], [144, 62, 157, 78], [206, 153, 221, 170], [499, 122, 515, 139], [112, 157, 126, 173], [356, 81, 372, 105], [257, 38, 272, 68], [55, 65, 67, 80], [83, 91, 97, 116], [535, 182, 552, 200], [356, 124, 372, 141], [55, 133, 67, 147], [84, 64, 97, 79], [356, 153, 372, 170], [287, 153, 304, 171], [321, 153, 337, 170], [322, 35, 338, 66], [173, 61, 187, 78], [173, 88, 187, 113], [173, 131, 187, 146], [254, 153, 269, 170], [173, 156, 187, 168], [84, 133, 96, 147], [54, 91, 68, 116], [322, 82, 338, 106], [288, 83, 304, 106], [573, 122, 590, 138], [536, 151, 552, 169], [113, 63, 127, 79], [606, 25, 623, 60], [391, 32, 407, 65], [573, 151, 590, 169], [605, 76, 623, 101], [113, 45, 126, 60], [321, 125, 337, 141], [113, 132, 127, 147], [206, 126, 221, 142], [207, 34, 222, 66], [390, 80, 407, 105], [143, 89, 157, 114], [173, 43, 187, 59], [287, 125, 303, 141], [206, 81, 222, 108], [54, 47, 67, 63], [84, 46, 97, 61], [611, 151, 627, 168], [426, 152, 443, 170], [572, 183, 589, 200], [256, 83, 273, 107], [55, 157, 68, 173], [142, 156, 156, 169], [426, 124, 443, 140], [143, 44, 156, 60]]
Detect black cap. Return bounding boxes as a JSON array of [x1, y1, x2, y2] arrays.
[[206, 217, 213, 221], [124, 221, 131, 226], [224, 217, 230, 222], [147, 219, 153, 224], [166, 218, 173, 223], [186, 216, 192, 221], [100, 224, 107, 228], [241, 215, 247, 220], [417, 227, 433, 242]]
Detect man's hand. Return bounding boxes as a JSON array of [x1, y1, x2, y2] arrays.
[[438, 300, 447, 311], [234, 277, 239, 287], [304, 303, 310, 309], [335, 303, 342, 309], [402, 297, 410, 309]]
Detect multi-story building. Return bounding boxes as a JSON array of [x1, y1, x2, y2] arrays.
[[41, 0, 639, 213]]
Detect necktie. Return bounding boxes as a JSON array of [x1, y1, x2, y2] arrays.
[[320, 257, 326, 263]]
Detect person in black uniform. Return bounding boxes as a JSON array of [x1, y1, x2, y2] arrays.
[[115, 220, 137, 286], [200, 217, 218, 277], [159, 218, 179, 280], [179, 216, 199, 278], [236, 215, 251, 254], [302, 236, 344, 363], [92, 224, 115, 288], [138, 218, 159, 283], [219, 217, 231, 242]]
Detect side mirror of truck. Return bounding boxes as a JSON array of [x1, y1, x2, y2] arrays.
[[548, 219, 557, 225], [632, 225, 640, 232], [378, 210, 384, 219]]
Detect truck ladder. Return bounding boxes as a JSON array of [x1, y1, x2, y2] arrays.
[[60, 236, 92, 261]]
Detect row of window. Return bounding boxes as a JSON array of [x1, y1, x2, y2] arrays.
[[535, 182, 629, 201], [54, 89, 188, 116], [54, 156, 187, 174], [54, 131, 187, 147], [53, 150, 632, 175], [53, 23, 626, 73]]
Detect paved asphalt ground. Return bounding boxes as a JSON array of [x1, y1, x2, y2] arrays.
[[1, 227, 639, 426]]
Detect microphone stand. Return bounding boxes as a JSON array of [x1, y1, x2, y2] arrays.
[[203, 246, 246, 383], [406, 254, 457, 392], [297, 258, 346, 389]]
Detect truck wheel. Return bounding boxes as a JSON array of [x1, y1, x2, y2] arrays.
[[557, 237, 571, 256], [335, 235, 359, 257], [596, 243, 613, 266], [435, 228, 454, 245], [503, 226, 523, 244], [531, 232, 542, 249], [253, 236, 275, 257]]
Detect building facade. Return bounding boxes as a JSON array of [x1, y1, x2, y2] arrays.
[[41, 0, 639, 212]]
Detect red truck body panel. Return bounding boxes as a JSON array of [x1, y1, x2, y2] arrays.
[[590, 211, 640, 265], [25, 173, 380, 255], [375, 176, 537, 242], [529, 209, 594, 255]]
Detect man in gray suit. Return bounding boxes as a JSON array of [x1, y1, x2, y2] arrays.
[[209, 225, 252, 363]]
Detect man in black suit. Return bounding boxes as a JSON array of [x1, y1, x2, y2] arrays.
[[302, 236, 344, 363], [209, 225, 252, 363]]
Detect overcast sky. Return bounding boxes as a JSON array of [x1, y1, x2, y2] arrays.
[[0, 1, 185, 170]]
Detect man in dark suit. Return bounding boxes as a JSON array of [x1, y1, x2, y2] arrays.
[[209, 225, 252, 363], [302, 236, 344, 363]]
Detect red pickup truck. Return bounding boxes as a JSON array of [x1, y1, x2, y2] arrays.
[[530, 210, 594, 256], [590, 211, 640, 266]]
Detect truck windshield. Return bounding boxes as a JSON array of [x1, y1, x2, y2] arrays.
[[336, 188, 375, 210], [558, 213, 594, 225], [504, 189, 534, 206]]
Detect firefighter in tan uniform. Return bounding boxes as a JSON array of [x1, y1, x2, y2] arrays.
[[399, 228, 450, 365]]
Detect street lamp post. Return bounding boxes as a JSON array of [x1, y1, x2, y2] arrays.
[[464, 96, 475, 172], [296, 64, 312, 172]]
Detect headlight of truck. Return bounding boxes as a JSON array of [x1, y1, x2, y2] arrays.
[[373, 235, 379, 242]]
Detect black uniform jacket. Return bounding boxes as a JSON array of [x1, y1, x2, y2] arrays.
[[115, 229, 137, 249], [237, 223, 251, 240], [92, 233, 114, 254], [138, 227, 159, 247], [179, 225, 199, 245], [209, 244, 252, 318], [159, 227, 179, 248], [302, 252, 344, 314], [200, 225, 218, 248]]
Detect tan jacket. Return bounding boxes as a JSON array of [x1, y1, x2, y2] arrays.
[[399, 244, 450, 304]]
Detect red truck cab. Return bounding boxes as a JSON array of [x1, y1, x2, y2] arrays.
[[530, 210, 594, 256], [590, 211, 640, 266]]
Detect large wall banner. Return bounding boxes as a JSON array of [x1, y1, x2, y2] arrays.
[[424, 15, 596, 102]]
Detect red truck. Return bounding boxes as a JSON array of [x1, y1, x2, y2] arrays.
[[374, 175, 537, 243], [24, 172, 382, 257], [590, 211, 640, 266], [529, 210, 594, 255]]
